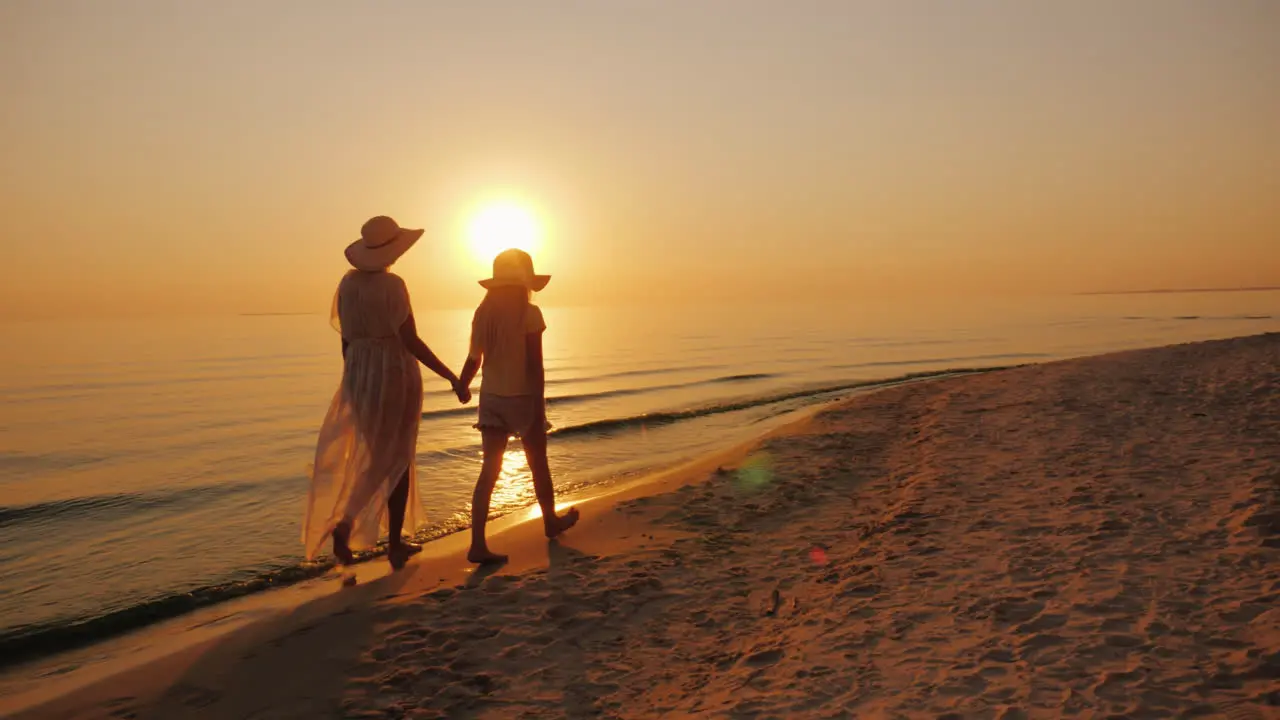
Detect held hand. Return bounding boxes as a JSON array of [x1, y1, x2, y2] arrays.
[[453, 379, 472, 405]]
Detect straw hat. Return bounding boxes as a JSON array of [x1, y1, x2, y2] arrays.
[[479, 248, 550, 291], [345, 216, 424, 271]]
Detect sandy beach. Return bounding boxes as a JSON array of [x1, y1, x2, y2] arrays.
[[7, 333, 1278, 719]]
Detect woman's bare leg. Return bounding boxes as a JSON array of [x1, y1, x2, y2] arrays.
[[387, 469, 409, 543], [468, 431, 511, 564], [331, 519, 354, 565], [520, 429, 579, 538], [386, 469, 420, 569]]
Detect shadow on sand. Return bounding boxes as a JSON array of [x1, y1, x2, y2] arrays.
[[139, 561, 423, 719]]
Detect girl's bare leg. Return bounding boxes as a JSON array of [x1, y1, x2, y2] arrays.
[[520, 429, 579, 538], [468, 431, 511, 564]]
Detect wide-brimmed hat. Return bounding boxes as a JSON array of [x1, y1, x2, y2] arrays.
[[479, 248, 550, 291], [345, 216, 424, 271]]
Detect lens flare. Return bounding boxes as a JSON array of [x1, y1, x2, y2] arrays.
[[734, 452, 774, 490]]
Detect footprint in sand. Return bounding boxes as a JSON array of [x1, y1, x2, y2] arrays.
[[1093, 668, 1145, 701], [745, 648, 784, 666], [992, 597, 1044, 623], [105, 696, 138, 719], [839, 581, 882, 598], [979, 665, 1009, 679], [1103, 633, 1146, 649], [981, 648, 1017, 664], [1017, 633, 1067, 663], [170, 683, 222, 709], [937, 672, 989, 697], [1099, 617, 1132, 632], [1014, 612, 1068, 634]]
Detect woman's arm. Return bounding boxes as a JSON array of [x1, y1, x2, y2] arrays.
[[338, 295, 348, 359], [398, 312, 458, 384]]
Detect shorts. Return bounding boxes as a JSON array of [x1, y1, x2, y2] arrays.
[[475, 393, 551, 438]]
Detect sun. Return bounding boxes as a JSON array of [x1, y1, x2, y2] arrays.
[[465, 201, 541, 265]]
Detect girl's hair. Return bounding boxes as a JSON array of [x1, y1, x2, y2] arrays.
[[477, 285, 532, 353]]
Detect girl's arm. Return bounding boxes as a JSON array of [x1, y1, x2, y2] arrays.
[[455, 313, 481, 403], [458, 356, 480, 391], [456, 356, 478, 404], [398, 312, 459, 385]]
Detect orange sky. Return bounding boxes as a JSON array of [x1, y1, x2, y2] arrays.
[[1, 1, 1277, 319]]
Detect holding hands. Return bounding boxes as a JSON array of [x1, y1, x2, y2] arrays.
[[452, 378, 472, 405]]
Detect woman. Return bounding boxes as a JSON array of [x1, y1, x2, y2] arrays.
[[303, 215, 463, 569], [456, 249, 579, 564]]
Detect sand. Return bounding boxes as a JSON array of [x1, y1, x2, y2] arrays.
[[6, 333, 1278, 719]]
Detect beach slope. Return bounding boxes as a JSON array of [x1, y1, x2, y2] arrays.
[[15, 333, 1280, 718]]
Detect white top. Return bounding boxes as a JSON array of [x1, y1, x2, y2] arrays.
[[468, 303, 546, 397]]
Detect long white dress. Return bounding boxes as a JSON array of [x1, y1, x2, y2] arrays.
[[303, 270, 424, 561]]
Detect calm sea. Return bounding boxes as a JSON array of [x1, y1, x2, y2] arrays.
[[1, 291, 1277, 667]]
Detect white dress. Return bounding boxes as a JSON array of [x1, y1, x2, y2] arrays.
[[303, 270, 424, 561]]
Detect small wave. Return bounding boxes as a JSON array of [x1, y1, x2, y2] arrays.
[[551, 363, 734, 384], [0, 563, 331, 670], [855, 337, 999, 349], [711, 373, 775, 382], [424, 363, 732, 397], [0, 515, 471, 671], [0, 367, 324, 405], [826, 352, 1050, 371], [422, 372, 781, 420], [1171, 314, 1274, 321], [0, 480, 284, 529], [0, 450, 107, 475], [550, 366, 1011, 439], [1123, 314, 1272, 322]]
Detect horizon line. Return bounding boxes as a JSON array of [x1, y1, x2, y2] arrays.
[[1076, 285, 1280, 297]]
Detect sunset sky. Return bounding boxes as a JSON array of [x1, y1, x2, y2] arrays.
[[2, 0, 1277, 319]]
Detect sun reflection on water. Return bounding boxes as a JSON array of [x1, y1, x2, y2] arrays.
[[485, 447, 537, 516], [442, 446, 550, 530]]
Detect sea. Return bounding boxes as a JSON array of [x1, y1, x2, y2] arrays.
[[1, 290, 1277, 670]]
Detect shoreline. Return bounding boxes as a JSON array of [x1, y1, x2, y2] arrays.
[[0, 366, 1011, 678], [6, 333, 1278, 718], [0, 379, 843, 717]]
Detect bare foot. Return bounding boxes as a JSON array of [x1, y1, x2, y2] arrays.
[[388, 541, 422, 570], [467, 547, 509, 565], [544, 507, 580, 538], [331, 521, 354, 565]]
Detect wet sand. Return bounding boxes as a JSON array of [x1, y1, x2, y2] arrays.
[[8, 333, 1278, 719]]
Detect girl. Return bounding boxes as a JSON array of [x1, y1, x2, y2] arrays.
[[456, 249, 579, 564], [303, 216, 464, 570]]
